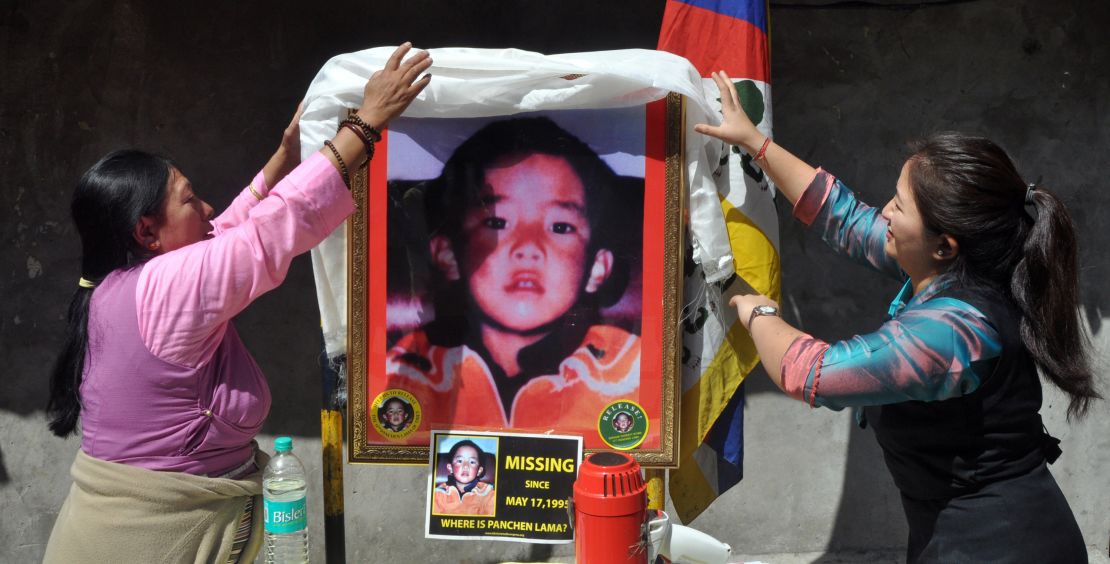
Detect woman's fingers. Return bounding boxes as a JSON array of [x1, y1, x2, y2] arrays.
[[693, 123, 721, 138], [720, 70, 742, 110], [372, 45, 430, 92], [287, 101, 304, 129], [358, 45, 433, 128], [282, 103, 302, 141], [711, 70, 742, 117], [405, 74, 432, 98], [699, 69, 764, 147], [401, 53, 433, 85], [385, 42, 412, 70], [712, 72, 735, 113], [281, 101, 303, 154], [398, 48, 429, 71]]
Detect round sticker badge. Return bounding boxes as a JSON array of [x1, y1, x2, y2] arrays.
[[371, 389, 421, 441], [598, 400, 649, 450]]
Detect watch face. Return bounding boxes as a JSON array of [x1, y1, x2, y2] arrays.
[[755, 305, 778, 315]]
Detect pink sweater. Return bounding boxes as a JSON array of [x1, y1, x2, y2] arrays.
[[79, 153, 353, 476]]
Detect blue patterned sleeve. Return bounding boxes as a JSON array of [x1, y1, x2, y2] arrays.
[[783, 298, 1003, 411], [793, 169, 902, 279]]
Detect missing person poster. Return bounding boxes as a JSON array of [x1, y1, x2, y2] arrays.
[[425, 431, 582, 543]]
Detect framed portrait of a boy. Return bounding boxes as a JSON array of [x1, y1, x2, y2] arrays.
[[348, 93, 684, 466]]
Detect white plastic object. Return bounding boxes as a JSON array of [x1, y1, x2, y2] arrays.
[[646, 510, 732, 564]]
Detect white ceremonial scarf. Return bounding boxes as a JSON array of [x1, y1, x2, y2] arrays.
[[299, 47, 732, 357]]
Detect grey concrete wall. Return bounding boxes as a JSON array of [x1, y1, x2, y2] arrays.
[[2, 1, 1107, 562]]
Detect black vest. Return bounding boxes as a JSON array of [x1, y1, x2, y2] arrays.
[[864, 284, 1060, 501]]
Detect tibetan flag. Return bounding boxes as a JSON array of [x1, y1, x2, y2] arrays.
[[658, 0, 780, 523]]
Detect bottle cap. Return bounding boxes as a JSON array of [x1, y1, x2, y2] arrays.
[[275, 436, 293, 453]]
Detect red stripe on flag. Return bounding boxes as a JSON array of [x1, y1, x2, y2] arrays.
[[658, 0, 769, 82]]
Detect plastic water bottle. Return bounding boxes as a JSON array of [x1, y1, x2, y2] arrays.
[[263, 436, 309, 563]]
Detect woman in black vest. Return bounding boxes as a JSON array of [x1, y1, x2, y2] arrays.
[[698, 71, 1098, 563]]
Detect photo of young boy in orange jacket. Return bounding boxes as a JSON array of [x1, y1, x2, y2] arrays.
[[381, 114, 656, 448]]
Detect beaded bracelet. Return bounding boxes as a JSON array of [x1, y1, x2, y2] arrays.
[[323, 139, 350, 188], [754, 137, 772, 161], [340, 121, 376, 159], [342, 114, 383, 143]]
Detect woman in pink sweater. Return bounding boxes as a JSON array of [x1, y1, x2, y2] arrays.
[[44, 44, 431, 563]]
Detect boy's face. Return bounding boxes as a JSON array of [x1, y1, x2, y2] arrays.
[[615, 413, 632, 432], [447, 445, 483, 486], [455, 153, 609, 333], [384, 399, 408, 428]]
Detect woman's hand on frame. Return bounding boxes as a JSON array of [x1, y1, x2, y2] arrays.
[[358, 42, 433, 130]]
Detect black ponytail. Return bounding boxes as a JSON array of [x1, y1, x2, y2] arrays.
[[1011, 187, 1098, 418], [47, 150, 172, 437], [908, 133, 1099, 419], [48, 288, 95, 436]]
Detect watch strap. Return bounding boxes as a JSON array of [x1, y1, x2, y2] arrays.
[[747, 305, 779, 329]]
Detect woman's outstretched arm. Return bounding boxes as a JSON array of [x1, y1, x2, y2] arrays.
[[138, 43, 432, 368]]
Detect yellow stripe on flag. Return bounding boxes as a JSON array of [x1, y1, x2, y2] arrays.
[[722, 196, 781, 301], [680, 320, 759, 450], [671, 202, 780, 521]]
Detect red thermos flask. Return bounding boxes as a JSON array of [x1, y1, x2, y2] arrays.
[[572, 452, 648, 564]]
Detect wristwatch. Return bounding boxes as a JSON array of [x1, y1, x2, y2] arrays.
[[747, 304, 780, 329]]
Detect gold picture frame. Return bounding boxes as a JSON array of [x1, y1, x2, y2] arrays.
[[349, 93, 684, 466]]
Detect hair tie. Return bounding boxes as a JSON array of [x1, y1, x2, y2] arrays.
[[78, 277, 97, 289], [1025, 182, 1037, 205]]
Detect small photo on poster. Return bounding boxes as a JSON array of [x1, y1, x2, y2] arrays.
[[430, 435, 499, 517]]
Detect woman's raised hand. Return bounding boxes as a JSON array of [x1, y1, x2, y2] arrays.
[[260, 102, 305, 189], [279, 102, 304, 159], [357, 42, 433, 129], [321, 43, 432, 185], [694, 71, 763, 150]]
